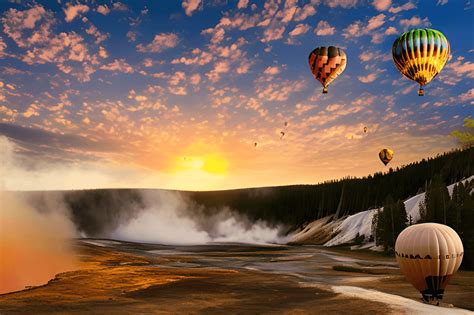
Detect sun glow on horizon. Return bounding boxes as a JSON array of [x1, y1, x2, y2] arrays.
[[176, 154, 229, 175]]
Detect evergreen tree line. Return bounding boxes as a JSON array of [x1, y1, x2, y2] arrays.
[[189, 147, 473, 228], [372, 176, 474, 269]]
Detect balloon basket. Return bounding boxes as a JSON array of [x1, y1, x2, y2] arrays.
[[322, 87, 328, 94], [418, 87, 425, 96]]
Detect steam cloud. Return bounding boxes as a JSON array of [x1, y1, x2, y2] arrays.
[[0, 190, 77, 294], [1, 137, 78, 294], [109, 190, 288, 245]]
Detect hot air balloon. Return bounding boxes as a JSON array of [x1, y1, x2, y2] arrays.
[[308, 46, 347, 94], [280, 131, 285, 139], [379, 148, 393, 166], [254, 142, 258, 147], [284, 121, 288, 127], [363, 126, 368, 133], [395, 223, 463, 304], [392, 29, 450, 96]]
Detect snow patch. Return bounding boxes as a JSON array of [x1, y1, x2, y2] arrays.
[[324, 209, 377, 247], [332, 285, 473, 314]]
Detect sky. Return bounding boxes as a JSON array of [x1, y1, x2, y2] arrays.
[[0, 0, 472, 191]]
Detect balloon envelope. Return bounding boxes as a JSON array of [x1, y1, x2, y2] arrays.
[[392, 29, 450, 96], [379, 148, 393, 166], [395, 223, 463, 302], [308, 46, 347, 94]]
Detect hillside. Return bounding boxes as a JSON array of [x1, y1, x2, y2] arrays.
[[290, 176, 474, 248]]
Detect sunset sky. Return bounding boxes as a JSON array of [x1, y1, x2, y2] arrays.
[[0, 0, 472, 191]]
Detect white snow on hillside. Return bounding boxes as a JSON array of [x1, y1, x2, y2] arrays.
[[290, 176, 473, 248], [405, 175, 473, 222], [324, 209, 377, 247], [332, 286, 473, 314]]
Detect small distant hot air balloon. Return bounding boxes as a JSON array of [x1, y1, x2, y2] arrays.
[[280, 131, 285, 139], [308, 46, 347, 94], [254, 142, 258, 147], [392, 29, 450, 96], [284, 121, 288, 127], [379, 148, 393, 166], [363, 126, 368, 133], [395, 223, 463, 304]]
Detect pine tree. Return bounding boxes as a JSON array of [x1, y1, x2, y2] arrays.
[[423, 175, 451, 224]]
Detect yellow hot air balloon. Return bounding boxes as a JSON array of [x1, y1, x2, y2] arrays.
[[395, 223, 464, 304], [392, 29, 450, 96], [308, 46, 347, 94], [379, 148, 393, 166]]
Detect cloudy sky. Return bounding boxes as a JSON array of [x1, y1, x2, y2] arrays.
[[0, 0, 472, 191]]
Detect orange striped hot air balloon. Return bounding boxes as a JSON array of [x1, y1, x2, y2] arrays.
[[308, 46, 347, 94]]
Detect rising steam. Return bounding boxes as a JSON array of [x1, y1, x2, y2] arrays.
[[109, 190, 289, 245], [0, 191, 77, 294], [0, 137, 77, 294]]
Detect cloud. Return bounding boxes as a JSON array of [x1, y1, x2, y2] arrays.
[[388, 2, 416, 14], [0, 37, 6, 57], [263, 66, 280, 75], [294, 3, 317, 21], [257, 80, 304, 101], [112, 2, 128, 11], [23, 103, 40, 118], [437, 0, 448, 5], [206, 60, 230, 82], [261, 26, 286, 42], [236, 60, 252, 74], [289, 23, 310, 37], [372, 0, 391, 11], [1, 5, 99, 81], [366, 13, 386, 31], [190, 73, 201, 85], [237, 0, 249, 9], [0, 123, 121, 154], [96, 5, 110, 15], [169, 71, 186, 86], [127, 31, 137, 42], [399, 16, 431, 29], [100, 59, 134, 73], [201, 26, 225, 44], [63, 4, 89, 22], [169, 86, 187, 96], [98, 46, 108, 58], [136, 33, 179, 53], [295, 103, 314, 115], [343, 21, 362, 39], [171, 48, 213, 65], [324, 0, 359, 8], [439, 56, 474, 85], [459, 88, 474, 103], [1, 5, 49, 47], [314, 20, 335, 36], [343, 14, 385, 39], [85, 24, 108, 44], [385, 26, 398, 35], [359, 50, 383, 62], [358, 68, 385, 83], [182, 0, 202, 16]]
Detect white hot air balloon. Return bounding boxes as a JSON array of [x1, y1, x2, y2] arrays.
[[395, 223, 464, 304]]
